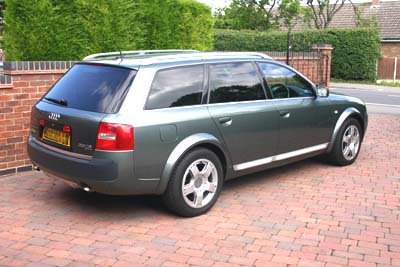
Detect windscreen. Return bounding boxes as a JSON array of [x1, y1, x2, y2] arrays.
[[44, 64, 136, 113]]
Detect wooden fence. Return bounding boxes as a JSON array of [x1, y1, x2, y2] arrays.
[[377, 57, 400, 81]]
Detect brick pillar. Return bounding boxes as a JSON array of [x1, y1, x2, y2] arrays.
[[312, 44, 333, 87]]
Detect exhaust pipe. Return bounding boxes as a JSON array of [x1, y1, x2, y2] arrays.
[[80, 183, 92, 192], [83, 187, 91, 192], [32, 164, 40, 171]]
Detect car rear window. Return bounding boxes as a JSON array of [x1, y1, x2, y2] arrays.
[[44, 64, 136, 113], [146, 65, 204, 110]]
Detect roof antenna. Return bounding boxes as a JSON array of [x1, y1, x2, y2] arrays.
[[112, 40, 124, 63], [117, 46, 124, 64]]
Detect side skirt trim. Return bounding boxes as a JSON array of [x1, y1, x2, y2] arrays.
[[233, 143, 329, 171]]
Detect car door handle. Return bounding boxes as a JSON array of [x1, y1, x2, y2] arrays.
[[218, 117, 232, 126], [279, 111, 291, 118]]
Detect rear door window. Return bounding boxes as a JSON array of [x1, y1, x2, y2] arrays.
[[209, 62, 266, 104], [44, 64, 136, 114], [146, 65, 204, 110]]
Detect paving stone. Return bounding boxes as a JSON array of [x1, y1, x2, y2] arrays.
[[0, 114, 398, 266]]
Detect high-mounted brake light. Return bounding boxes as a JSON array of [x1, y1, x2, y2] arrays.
[[95, 122, 134, 151]]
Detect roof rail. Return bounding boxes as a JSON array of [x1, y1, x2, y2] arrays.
[[83, 50, 199, 61], [208, 52, 272, 59]]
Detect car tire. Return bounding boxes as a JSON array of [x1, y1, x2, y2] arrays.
[[163, 148, 223, 217], [327, 118, 363, 166]]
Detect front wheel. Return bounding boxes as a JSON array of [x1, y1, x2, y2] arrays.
[[327, 118, 362, 166], [163, 148, 223, 217]]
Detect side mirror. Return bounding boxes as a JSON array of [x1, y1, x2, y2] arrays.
[[316, 86, 329, 97]]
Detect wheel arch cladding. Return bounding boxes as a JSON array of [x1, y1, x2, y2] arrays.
[[327, 107, 364, 153], [156, 133, 230, 194], [190, 143, 227, 178], [348, 114, 365, 139]]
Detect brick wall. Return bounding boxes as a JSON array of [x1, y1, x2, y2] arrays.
[[0, 47, 332, 176], [264, 44, 333, 87], [0, 62, 75, 176]]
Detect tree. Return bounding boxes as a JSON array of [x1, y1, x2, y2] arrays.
[[214, 0, 271, 30], [0, 0, 5, 22], [306, 0, 354, 29], [0, 0, 5, 45], [251, 0, 280, 29], [277, 0, 301, 31], [214, 0, 302, 31]]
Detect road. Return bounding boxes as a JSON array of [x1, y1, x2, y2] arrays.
[[330, 83, 400, 115]]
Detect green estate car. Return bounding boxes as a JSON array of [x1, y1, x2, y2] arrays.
[[28, 50, 368, 217]]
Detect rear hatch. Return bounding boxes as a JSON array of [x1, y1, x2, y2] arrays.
[[31, 63, 136, 156]]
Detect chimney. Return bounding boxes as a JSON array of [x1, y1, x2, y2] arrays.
[[371, 0, 380, 6]]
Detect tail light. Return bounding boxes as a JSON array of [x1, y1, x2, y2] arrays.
[[63, 125, 71, 133], [95, 122, 134, 151]]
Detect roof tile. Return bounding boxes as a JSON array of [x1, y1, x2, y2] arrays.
[[292, 1, 400, 39]]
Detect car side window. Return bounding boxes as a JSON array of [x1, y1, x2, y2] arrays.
[[258, 63, 315, 99], [146, 65, 204, 110], [209, 62, 266, 104]]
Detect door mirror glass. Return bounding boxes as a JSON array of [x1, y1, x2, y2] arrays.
[[317, 86, 329, 97]]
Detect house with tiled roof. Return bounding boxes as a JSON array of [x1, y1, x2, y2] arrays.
[[319, 0, 399, 54], [292, 0, 400, 80]]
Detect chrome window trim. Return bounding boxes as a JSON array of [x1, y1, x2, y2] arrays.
[[205, 96, 315, 107], [233, 143, 329, 171], [139, 58, 318, 111], [141, 103, 207, 112], [32, 138, 93, 160], [141, 96, 315, 111]]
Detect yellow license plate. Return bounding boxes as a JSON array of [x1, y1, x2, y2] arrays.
[[42, 127, 70, 147]]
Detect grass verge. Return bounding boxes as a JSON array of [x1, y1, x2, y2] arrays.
[[331, 78, 400, 88]]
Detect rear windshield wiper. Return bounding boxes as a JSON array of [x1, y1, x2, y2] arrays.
[[44, 97, 68, 106]]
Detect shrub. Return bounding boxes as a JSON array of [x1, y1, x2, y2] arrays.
[[214, 28, 381, 81], [3, 0, 213, 60]]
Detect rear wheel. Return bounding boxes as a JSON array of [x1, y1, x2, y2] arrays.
[[327, 118, 362, 166], [163, 148, 223, 217]]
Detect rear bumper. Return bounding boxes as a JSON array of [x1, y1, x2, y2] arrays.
[[28, 137, 118, 181], [27, 136, 159, 195]]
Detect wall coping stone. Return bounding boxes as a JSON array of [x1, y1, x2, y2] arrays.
[[3, 61, 78, 71], [0, 61, 78, 87]]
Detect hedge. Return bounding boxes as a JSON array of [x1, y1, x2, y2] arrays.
[[136, 0, 213, 51], [3, 0, 213, 61], [214, 28, 381, 81]]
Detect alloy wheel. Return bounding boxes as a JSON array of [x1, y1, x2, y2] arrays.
[[181, 159, 218, 209], [342, 125, 360, 161]]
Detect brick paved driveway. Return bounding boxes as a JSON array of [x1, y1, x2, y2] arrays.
[[0, 114, 399, 267]]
